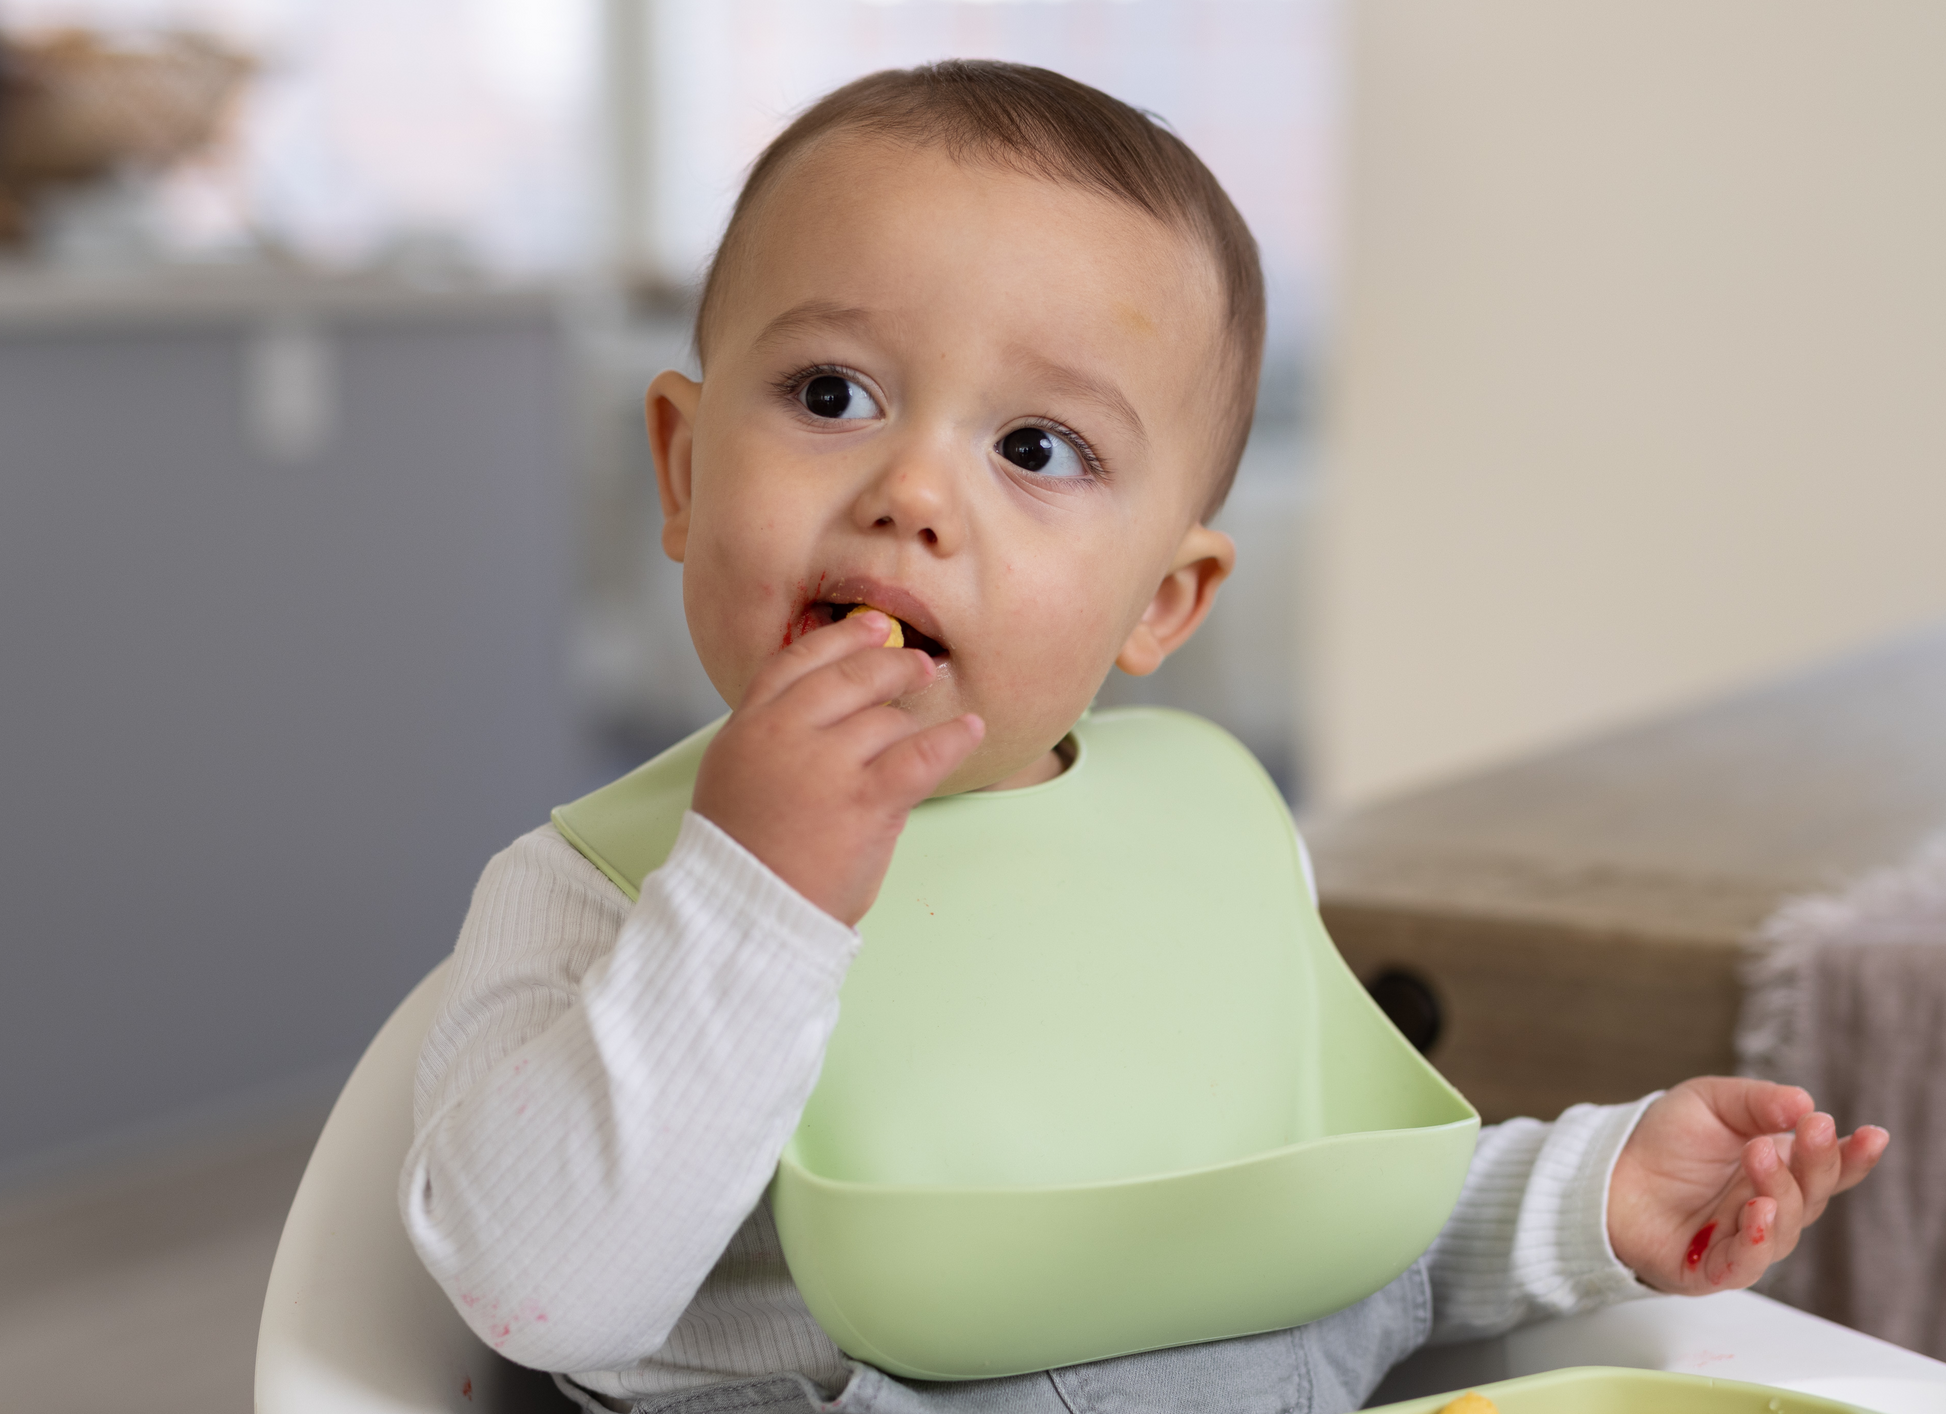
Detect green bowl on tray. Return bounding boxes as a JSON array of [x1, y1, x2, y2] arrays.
[[1366, 1366, 1875, 1414]]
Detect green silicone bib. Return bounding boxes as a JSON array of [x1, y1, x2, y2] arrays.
[[552, 707, 1478, 1380]]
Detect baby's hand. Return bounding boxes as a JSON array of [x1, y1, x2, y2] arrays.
[[1607, 1077, 1888, 1293], [692, 610, 983, 925]]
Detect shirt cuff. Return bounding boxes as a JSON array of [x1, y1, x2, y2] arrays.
[[657, 810, 862, 983], [1528, 1092, 1662, 1310]]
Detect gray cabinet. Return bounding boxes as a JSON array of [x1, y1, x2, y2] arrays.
[[0, 270, 586, 1177]]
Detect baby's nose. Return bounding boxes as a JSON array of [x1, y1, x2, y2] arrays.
[[853, 448, 964, 553]]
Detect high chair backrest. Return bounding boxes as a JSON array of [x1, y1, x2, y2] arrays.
[[256, 959, 564, 1414]]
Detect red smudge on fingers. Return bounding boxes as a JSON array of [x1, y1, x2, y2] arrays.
[[1685, 1222, 1717, 1268]]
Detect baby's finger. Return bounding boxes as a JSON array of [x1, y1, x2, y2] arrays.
[[1735, 1135, 1805, 1268], [1832, 1125, 1890, 1196], [829, 701, 940, 763], [743, 611, 901, 709], [1741, 1194, 1778, 1248], [1687, 1077, 1815, 1139], [1684, 1191, 1777, 1290], [1743, 1135, 1806, 1243], [866, 714, 985, 805], [781, 645, 937, 726], [1787, 1112, 1843, 1225], [1718, 1196, 1779, 1288], [1681, 1141, 1797, 1287]]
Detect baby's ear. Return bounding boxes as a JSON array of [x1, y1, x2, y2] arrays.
[[645, 371, 703, 562], [1115, 524, 1236, 676]]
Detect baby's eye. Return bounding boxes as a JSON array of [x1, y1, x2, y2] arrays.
[[997, 426, 1085, 478], [800, 373, 879, 421]]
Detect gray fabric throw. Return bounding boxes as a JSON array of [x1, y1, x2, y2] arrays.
[[1737, 831, 1946, 1359]]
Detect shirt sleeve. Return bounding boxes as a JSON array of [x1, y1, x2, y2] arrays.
[[400, 811, 860, 1373], [1425, 1095, 1661, 1344]]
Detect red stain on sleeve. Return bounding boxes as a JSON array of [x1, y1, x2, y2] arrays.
[[1685, 1222, 1717, 1268], [461, 1377, 473, 1400]]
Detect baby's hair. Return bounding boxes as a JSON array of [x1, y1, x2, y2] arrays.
[[695, 60, 1266, 519]]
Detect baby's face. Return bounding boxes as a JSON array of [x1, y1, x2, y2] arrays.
[[655, 137, 1234, 792]]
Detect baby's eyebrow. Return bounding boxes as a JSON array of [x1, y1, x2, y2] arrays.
[[1017, 352, 1148, 452], [752, 300, 879, 351]]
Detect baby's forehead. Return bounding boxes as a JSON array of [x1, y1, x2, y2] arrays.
[[731, 134, 1227, 353]]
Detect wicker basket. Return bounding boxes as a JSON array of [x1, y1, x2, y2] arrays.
[[0, 28, 251, 243]]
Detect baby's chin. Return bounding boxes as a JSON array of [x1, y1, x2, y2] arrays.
[[937, 745, 1064, 796], [931, 712, 1079, 796]]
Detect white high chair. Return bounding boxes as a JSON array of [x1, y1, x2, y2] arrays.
[[255, 960, 565, 1414], [258, 961, 1946, 1414]]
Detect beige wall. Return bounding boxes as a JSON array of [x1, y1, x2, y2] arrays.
[[1310, 0, 1946, 807]]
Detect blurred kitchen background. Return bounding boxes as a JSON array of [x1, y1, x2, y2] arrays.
[[5, 1, 1946, 1410]]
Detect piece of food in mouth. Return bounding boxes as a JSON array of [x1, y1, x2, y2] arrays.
[[846, 603, 904, 648], [1435, 1394, 1498, 1414]]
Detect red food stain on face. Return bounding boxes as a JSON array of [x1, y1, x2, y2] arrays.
[[782, 574, 827, 647], [1686, 1222, 1717, 1268]]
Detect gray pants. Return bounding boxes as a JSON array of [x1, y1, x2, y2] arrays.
[[555, 1260, 1431, 1414]]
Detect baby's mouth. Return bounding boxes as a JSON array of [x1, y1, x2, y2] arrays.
[[815, 599, 950, 660]]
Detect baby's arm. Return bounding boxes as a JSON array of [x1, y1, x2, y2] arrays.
[[402, 612, 984, 1372], [400, 814, 859, 1372]]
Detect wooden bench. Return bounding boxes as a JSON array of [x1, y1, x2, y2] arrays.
[[1307, 624, 1946, 1123]]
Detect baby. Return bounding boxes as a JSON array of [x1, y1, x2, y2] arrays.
[[402, 62, 1885, 1414]]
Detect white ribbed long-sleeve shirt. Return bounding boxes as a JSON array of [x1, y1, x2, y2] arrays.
[[402, 814, 1652, 1404]]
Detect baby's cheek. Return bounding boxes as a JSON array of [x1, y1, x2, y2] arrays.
[[985, 605, 1116, 710], [683, 560, 779, 704]]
